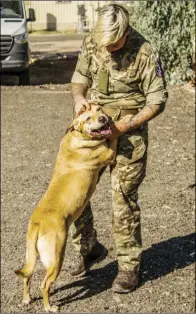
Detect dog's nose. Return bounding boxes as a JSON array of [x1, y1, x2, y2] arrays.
[[98, 116, 107, 123]]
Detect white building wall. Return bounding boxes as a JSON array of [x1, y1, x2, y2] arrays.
[[25, 0, 112, 32]]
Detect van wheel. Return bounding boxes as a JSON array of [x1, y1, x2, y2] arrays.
[[19, 69, 30, 86]]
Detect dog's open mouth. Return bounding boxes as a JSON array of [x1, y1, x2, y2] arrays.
[[90, 124, 111, 137]]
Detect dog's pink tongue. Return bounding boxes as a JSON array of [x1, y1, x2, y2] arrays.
[[101, 129, 111, 136]]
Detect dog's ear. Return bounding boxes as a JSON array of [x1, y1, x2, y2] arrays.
[[66, 118, 80, 133], [65, 122, 74, 133]]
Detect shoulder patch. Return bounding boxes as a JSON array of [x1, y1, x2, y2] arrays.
[[151, 51, 164, 77], [155, 58, 164, 77]]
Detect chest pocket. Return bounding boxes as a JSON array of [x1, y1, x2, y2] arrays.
[[109, 50, 141, 93], [90, 55, 110, 94], [110, 67, 138, 93]]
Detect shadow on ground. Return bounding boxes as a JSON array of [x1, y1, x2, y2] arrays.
[[46, 232, 195, 306], [1, 53, 78, 86]]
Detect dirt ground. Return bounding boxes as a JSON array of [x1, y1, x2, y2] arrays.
[[1, 51, 195, 313]]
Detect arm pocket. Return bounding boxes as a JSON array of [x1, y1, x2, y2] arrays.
[[78, 55, 91, 76]]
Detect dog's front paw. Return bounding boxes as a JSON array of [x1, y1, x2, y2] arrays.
[[45, 305, 59, 312], [22, 297, 31, 305]]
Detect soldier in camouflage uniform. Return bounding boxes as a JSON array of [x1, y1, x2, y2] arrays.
[[70, 4, 168, 293]]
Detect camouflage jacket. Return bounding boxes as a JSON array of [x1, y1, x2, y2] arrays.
[[71, 27, 168, 109]]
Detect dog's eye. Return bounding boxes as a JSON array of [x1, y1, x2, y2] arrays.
[[96, 107, 101, 111], [86, 117, 91, 121]]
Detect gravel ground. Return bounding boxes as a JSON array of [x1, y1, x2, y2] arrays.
[[1, 59, 195, 313]]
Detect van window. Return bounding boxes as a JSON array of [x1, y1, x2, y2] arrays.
[[0, 1, 24, 18]]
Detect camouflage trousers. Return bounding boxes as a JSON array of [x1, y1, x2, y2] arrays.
[[70, 123, 148, 272]]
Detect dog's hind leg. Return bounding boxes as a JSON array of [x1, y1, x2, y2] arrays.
[[39, 227, 68, 312], [23, 277, 31, 305], [15, 221, 39, 304]]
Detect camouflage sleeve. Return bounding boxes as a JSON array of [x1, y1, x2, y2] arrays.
[[71, 35, 93, 87], [139, 44, 168, 106]]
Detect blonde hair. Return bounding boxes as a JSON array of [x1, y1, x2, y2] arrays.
[[94, 4, 129, 47]]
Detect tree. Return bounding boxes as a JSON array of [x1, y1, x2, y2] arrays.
[[116, 1, 195, 84]]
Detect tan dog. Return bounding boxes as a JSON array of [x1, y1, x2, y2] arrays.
[[15, 105, 116, 312]]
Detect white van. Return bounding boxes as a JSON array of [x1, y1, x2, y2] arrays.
[[0, 0, 35, 85]]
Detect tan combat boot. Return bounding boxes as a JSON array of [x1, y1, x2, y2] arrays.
[[112, 269, 139, 293], [70, 241, 108, 277]]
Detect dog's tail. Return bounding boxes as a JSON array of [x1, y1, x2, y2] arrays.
[[15, 221, 39, 279]]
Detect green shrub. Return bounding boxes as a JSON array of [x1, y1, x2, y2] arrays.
[[116, 1, 195, 84]]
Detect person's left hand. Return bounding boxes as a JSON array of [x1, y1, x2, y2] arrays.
[[108, 115, 134, 140]]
